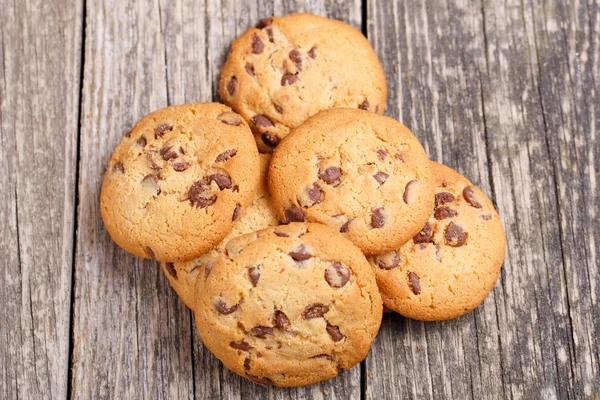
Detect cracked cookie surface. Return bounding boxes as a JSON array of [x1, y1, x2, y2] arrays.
[[369, 162, 506, 320], [219, 13, 387, 153], [194, 222, 382, 387], [160, 154, 279, 307], [269, 108, 435, 255], [100, 103, 260, 262]]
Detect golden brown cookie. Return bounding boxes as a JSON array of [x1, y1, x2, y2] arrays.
[[194, 223, 383, 387], [219, 13, 387, 152], [269, 108, 435, 255], [160, 154, 279, 307], [369, 162, 506, 320], [100, 103, 260, 262]]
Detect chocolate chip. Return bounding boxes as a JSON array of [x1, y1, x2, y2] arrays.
[[244, 63, 255, 76], [310, 354, 333, 361], [308, 46, 317, 59], [155, 123, 173, 139], [413, 222, 433, 244], [256, 18, 272, 28], [262, 132, 280, 147], [319, 166, 341, 185], [374, 250, 400, 270], [146, 247, 155, 259], [250, 326, 273, 338], [480, 214, 492, 220], [136, 136, 147, 147], [403, 180, 419, 204], [289, 49, 303, 70], [358, 99, 370, 110], [141, 174, 160, 196], [324, 262, 351, 288], [266, 27, 274, 43], [216, 149, 237, 163], [246, 374, 272, 386], [227, 76, 237, 96], [112, 161, 124, 173], [188, 180, 217, 208], [244, 358, 252, 371], [160, 145, 178, 160], [251, 34, 264, 54], [407, 271, 421, 295], [395, 153, 404, 162], [371, 208, 385, 229], [274, 231, 289, 237], [445, 222, 467, 247], [435, 207, 458, 220], [284, 205, 305, 223], [307, 182, 324, 205], [172, 162, 189, 172], [273, 311, 290, 330], [124, 129, 132, 138], [146, 151, 161, 170], [281, 72, 298, 86], [231, 203, 242, 222], [214, 299, 238, 315], [204, 262, 214, 279], [252, 114, 274, 128], [209, 174, 232, 190], [326, 324, 344, 342], [165, 262, 177, 278], [373, 171, 389, 186], [248, 266, 260, 287], [435, 192, 455, 207], [340, 219, 352, 233], [230, 340, 251, 351], [377, 149, 387, 160], [217, 111, 241, 126], [274, 103, 283, 114], [463, 186, 482, 208], [289, 244, 311, 261], [303, 304, 329, 319]]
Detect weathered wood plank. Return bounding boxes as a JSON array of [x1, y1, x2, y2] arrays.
[[525, 0, 599, 396], [367, 1, 503, 399], [158, 1, 363, 398], [367, 0, 600, 399], [0, 0, 83, 399], [72, 0, 364, 399], [70, 1, 194, 398]]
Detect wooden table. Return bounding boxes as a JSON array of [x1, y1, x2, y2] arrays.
[[1, 0, 598, 399]]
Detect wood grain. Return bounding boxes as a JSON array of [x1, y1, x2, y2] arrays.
[[70, 1, 193, 398], [0, 0, 83, 399], [366, 0, 599, 399]]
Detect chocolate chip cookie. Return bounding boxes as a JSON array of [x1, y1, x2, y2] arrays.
[[369, 162, 506, 320], [194, 223, 383, 387], [100, 103, 260, 262], [269, 108, 435, 255], [160, 154, 279, 307], [219, 13, 387, 153]]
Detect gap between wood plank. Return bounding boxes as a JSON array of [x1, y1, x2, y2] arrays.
[[66, 0, 87, 398]]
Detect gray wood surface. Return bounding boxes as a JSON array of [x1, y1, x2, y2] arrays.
[[1, 0, 598, 399], [366, 0, 599, 399], [0, 1, 83, 399]]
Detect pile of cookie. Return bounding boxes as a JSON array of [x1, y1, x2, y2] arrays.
[[100, 14, 506, 387]]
